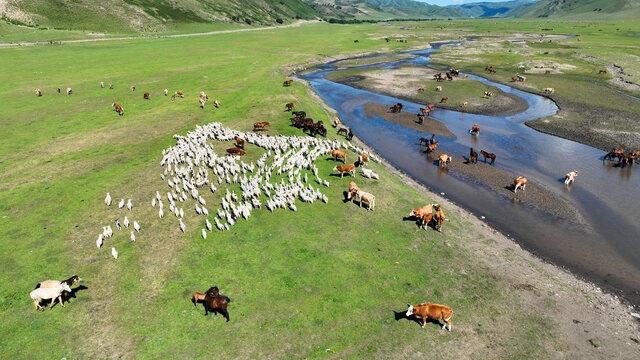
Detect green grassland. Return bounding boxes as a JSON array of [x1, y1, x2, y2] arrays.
[[0, 19, 637, 358]]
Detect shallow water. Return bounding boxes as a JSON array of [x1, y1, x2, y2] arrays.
[[299, 43, 640, 305]]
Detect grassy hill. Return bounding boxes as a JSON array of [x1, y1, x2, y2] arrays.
[[519, 0, 640, 18], [304, 0, 461, 20], [0, 0, 318, 32], [448, 0, 537, 18]]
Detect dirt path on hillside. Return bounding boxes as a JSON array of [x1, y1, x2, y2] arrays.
[[0, 20, 318, 47]]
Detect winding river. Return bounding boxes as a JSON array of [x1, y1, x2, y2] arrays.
[[299, 42, 640, 306]]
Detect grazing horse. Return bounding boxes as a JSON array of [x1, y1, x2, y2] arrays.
[[390, 103, 403, 113], [469, 123, 480, 135], [285, 102, 294, 111], [203, 287, 230, 322], [253, 122, 270, 131], [283, 80, 293, 87], [513, 176, 527, 193], [337, 127, 349, 136], [440, 97, 448, 103], [480, 150, 496, 165], [564, 171, 578, 185], [419, 107, 430, 116], [604, 148, 625, 162], [599, 69, 608, 74], [469, 148, 478, 163], [417, 88, 425, 92], [35, 89, 42, 97], [427, 141, 439, 153], [143, 92, 150, 100]]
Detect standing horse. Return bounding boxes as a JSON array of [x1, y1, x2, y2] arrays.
[[469, 148, 478, 164], [203, 287, 231, 322], [480, 150, 496, 165]]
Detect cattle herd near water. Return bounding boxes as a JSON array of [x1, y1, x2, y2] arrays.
[[28, 60, 637, 334]]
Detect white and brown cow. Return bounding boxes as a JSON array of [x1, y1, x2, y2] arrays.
[[334, 164, 356, 178], [564, 171, 578, 185], [406, 303, 453, 331], [513, 176, 528, 193]]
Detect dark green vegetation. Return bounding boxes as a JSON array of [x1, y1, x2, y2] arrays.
[[520, 0, 640, 19], [0, 21, 593, 359], [0, 0, 317, 32]]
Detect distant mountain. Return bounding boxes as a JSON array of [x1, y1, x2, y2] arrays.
[[303, 0, 461, 20], [518, 0, 640, 18], [0, 0, 318, 32], [448, 0, 538, 18]]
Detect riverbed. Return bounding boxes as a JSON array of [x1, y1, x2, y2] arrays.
[[298, 43, 640, 306]]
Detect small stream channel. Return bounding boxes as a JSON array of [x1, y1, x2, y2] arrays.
[[299, 42, 640, 306]]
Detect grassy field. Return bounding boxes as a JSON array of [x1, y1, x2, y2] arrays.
[[0, 20, 637, 359]]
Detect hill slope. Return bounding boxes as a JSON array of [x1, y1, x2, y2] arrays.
[[303, 0, 461, 20], [0, 0, 318, 32], [449, 0, 537, 18], [519, 0, 640, 18]]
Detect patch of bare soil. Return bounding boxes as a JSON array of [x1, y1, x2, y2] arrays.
[[363, 103, 456, 138], [608, 64, 640, 92]]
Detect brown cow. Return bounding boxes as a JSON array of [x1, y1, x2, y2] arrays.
[[235, 137, 245, 149], [176, 90, 185, 98], [409, 205, 434, 226], [253, 122, 270, 131], [112, 103, 124, 116], [433, 204, 446, 232], [226, 148, 246, 156], [513, 176, 527, 193], [359, 153, 368, 165], [143, 92, 150, 100], [406, 303, 453, 331], [564, 171, 578, 185], [333, 164, 356, 178], [329, 149, 347, 163], [348, 181, 358, 195]]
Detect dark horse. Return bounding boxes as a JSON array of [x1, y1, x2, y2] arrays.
[[389, 103, 403, 113], [480, 150, 496, 165], [203, 286, 231, 322], [469, 148, 478, 164], [603, 148, 625, 162]]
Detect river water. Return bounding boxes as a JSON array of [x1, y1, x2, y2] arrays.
[[299, 43, 640, 306]]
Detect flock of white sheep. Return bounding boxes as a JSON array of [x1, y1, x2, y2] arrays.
[[99, 121, 380, 258]]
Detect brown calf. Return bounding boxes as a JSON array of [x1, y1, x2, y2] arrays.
[[235, 137, 245, 149], [433, 204, 446, 232], [513, 176, 527, 193], [253, 122, 270, 131], [192, 292, 206, 309]]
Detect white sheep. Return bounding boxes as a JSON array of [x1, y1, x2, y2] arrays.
[[105, 192, 111, 206], [30, 283, 72, 311]]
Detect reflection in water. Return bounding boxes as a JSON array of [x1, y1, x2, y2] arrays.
[[299, 43, 640, 305]]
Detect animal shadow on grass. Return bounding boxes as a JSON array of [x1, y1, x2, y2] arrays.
[[402, 215, 436, 231], [42, 285, 88, 309], [393, 310, 441, 328]]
